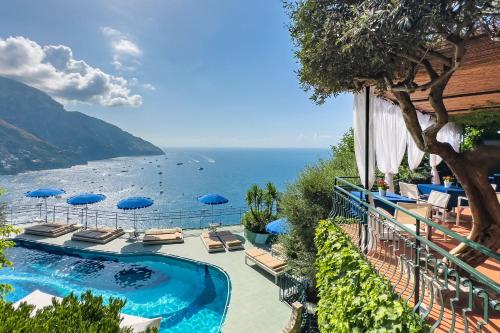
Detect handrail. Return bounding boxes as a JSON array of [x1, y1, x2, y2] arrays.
[[335, 177, 500, 260], [334, 177, 500, 294]]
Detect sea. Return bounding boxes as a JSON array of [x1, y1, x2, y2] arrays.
[[0, 148, 330, 229]]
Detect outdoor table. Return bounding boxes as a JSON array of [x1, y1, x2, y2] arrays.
[[417, 184, 465, 209], [350, 191, 415, 216]]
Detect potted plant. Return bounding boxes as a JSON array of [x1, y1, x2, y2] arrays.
[[377, 179, 388, 196], [443, 176, 453, 188], [242, 182, 279, 244]]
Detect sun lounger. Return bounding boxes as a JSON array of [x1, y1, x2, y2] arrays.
[[14, 290, 161, 332], [24, 223, 81, 237], [216, 230, 244, 251], [245, 248, 287, 284], [143, 227, 184, 245], [71, 228, 124, 244], [200, 231, 226, 253]]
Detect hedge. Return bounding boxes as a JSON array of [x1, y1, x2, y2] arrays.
[[0, 291, 157, 333], [315, 218, 428, 333]]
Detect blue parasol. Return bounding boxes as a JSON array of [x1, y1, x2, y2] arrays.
[[67, 193, 106, 228], [197, 194, 229, 205], [198, 194, 228, 224], [117, 197, 154, 210], [265, 218, 290, 235], [26, 188, 65, 222], [117, 197, 154, 231]]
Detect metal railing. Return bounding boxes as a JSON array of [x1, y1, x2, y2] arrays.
[[330, 177, 499, 332], [4, 203, 246, 231]]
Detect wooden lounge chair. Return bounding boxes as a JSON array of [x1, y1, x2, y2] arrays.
[[200, 231, 225, 253], [24, 223, 81, 237], [143, 227, 184, 245], [71, 227, 124, 244], [14, 290, 162, 333], [245, 248, 287, 284], [216, 230, 244, 251]]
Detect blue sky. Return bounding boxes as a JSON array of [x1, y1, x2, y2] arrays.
[[0, 0, 353, 148]]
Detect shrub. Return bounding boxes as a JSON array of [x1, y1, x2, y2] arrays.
[[0, 291, 157, 333], [242, 182, 279, 233], [280, 129, 357, 280], [0, 187, 19, 299], [315, 218, 427, 333]]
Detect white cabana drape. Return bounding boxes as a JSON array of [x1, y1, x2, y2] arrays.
[[353, 88, 376, 189], [429, 123, 462, 184], [353, 90, 462, 188], [373, 97, 407, 192], [406, 111, 433, 170]]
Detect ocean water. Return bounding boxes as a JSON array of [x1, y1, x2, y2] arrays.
[[0, 148, 329, 228]]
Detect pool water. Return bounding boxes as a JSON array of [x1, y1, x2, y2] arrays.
[[0, 241, 230, 333]]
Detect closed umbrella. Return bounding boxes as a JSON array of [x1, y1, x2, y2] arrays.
[[26, 188, 65, 222], [197, 194, 228, 224], [67, 193, 106, 228], [117, 196, 154, 232]]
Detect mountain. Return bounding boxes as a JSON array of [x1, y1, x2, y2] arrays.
[[0, 76, 164, 174]]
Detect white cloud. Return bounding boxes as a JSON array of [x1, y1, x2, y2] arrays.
[[0, 36, 142, 107], [101, 27, 142, 71], [142, 83, 156, 91]]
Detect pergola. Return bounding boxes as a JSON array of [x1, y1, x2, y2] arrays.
[[358, 35, 500, 191]]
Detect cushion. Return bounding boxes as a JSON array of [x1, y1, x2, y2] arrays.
[[245, 248, 267, 258], [145, 228, 181, 235]]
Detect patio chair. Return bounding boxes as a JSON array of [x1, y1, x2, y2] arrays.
[[394, 203, 431, 236], [216, 230, 244, 251], [426, 191, 452, 240], [245, 248, 287, 284], [200, 230, 225, 253], [71, 227, 125, 244], [143, 227, 184, 245], [399, 182, 421, 200], [24, 223, 81, 238], [14, 290, 162, 333]]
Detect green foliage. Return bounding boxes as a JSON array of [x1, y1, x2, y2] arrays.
[[0, 188, 19, 299], [285, 0, 494, 102], [0, 291, 157, 333], [315, 219, 427, 333], [280, 129, 357, 279], [242, 182, 279, 233], [451, 110, 500, 150]]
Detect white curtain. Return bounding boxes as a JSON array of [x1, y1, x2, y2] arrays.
[[407, 111, 433, 170], [353, 88, 376, 189], [429, 122, 462, 184], [373, 98, 408, 192]]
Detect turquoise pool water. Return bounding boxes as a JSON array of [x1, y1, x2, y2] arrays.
[[1, 241, 230, 333]]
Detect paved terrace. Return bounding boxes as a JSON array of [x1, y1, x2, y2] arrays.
[[14, 225, 291, 333]]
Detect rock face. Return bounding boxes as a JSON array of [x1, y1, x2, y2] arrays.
[[0, 76, 164, 174]]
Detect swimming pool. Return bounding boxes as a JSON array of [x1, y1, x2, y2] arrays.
[[1, 240, 231, 333]]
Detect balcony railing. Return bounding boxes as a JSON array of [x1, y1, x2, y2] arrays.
[[330, 177, 499, 332], [1, 203, 246, 231]]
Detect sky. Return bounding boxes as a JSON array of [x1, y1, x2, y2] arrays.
[[0, 0, 353, 148]]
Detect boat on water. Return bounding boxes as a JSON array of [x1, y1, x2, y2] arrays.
[[198, 167, 204, 171], [158, 171, 163, 175], [177, 162, 183, 165]]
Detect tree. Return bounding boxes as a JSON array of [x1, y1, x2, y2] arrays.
[[280, 129, 358, 282], [286, 0, 500, 266]]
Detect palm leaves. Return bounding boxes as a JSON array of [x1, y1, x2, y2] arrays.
[[243, 182, 279, 232]]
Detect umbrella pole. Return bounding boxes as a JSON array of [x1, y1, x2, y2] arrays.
[[85, 205, 88, 229], [45, 198, 48, 223], [134, 210, 137, 232]]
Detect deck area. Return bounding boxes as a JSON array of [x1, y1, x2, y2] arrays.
[[13, 225, 291, 333]]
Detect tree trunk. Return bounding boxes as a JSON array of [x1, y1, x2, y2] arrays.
[[433, 145, 500, 267]]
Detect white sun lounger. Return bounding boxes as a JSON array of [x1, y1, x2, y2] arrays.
[[13, 290, 162, 333]]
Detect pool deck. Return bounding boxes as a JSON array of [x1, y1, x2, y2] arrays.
[[13, 225, 291, 333]]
